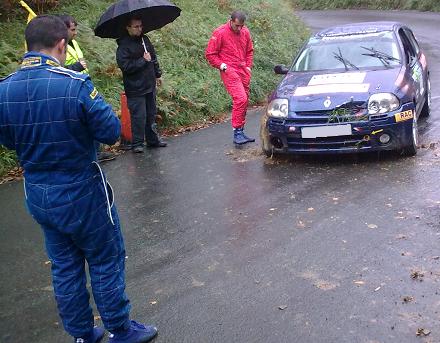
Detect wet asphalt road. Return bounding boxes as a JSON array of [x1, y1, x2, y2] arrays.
[[2, 9, 440, 343]]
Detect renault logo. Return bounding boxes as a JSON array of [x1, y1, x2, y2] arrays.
[[324, 97, 332, 108]]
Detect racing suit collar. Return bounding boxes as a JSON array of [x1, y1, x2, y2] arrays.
[[21, 52, 61, 69]]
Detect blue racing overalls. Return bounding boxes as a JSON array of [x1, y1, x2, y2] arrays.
[[0, 52, 130, 338]]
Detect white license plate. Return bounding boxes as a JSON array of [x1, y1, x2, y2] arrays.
[[301, 124, 352, 138]]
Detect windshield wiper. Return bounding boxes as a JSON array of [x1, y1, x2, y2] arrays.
[[333, 47, 359, 71], [361, 46, 400, 67]]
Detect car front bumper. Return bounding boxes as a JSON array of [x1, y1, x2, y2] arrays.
[[261, 103, 415, 154]]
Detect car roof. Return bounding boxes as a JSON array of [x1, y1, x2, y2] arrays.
[[315, 21, 403, 38]]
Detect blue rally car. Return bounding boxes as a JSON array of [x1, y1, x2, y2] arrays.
[[260, 22, 431, 156]]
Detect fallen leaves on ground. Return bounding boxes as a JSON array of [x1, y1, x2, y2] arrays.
[[416, 328, 431, 337], [411, 270, 424, 281], [402, 296, 414, 303], [353, 280, 365, 285], [297, 220, 306, 229], [0, 167, 23, 184], [314, 280, 339, 291]]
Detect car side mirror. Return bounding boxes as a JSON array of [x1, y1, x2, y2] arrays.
[[274, 64, 289, 75]]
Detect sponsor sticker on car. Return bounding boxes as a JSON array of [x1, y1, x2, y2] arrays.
[[308, 72, 366, 86], [294, 83, 370, 96], [394, 110, 413, 122]]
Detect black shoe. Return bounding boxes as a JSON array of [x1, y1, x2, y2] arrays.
[[97, 151, 116, 162], [147, 141, 167, 148], [119, 144, 133, 151], [132, 146, 144, 153]]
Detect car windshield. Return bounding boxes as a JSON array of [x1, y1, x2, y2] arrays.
[[292, 31, 401, 72]]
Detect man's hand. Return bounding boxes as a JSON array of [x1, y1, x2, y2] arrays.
[[79, 58, 88, 69], [143, 52, 152, 62], [220, 63, 227, 72], [156, 77, 162, 87]]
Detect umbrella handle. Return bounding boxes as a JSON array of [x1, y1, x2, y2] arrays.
[[141, 37, 148, 53]]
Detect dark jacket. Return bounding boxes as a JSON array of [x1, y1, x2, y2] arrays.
[[116, 35, 162, 97]]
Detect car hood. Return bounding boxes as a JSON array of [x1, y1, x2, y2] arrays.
[[275, 68, 403, 113]]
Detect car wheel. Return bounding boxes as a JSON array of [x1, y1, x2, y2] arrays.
[[260, 121, 273, 157], [402, 111, 418, 156], [420, 77, 431, 118]]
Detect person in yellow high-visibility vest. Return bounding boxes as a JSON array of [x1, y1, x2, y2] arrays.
[[58, 14, 116, 162], [58, 15, 89, 74]]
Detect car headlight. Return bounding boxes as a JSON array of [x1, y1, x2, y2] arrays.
[[368, 93, 400, 114], [267, 98, 289, 118]]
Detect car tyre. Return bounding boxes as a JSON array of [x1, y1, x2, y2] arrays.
[[420, 77, 431, 118], [260, 122, 274, 158], [402, 111, 418, 156]]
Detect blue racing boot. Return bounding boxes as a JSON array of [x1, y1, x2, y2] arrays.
[[74, 326, 105, 343], [242, 128, 255, 143], [109, 321, 158, 343], [233, 128, 248, 145]]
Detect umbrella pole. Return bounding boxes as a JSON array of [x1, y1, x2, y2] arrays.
[[141, 37, 148, 53]]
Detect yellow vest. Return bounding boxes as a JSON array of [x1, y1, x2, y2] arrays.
[[66, 39, 89, 74]]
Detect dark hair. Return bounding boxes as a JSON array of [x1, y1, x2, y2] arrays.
[[25, 15, 68, 52], [126, 15, 142, 27], [231, 10, 246, 22], [57, 14, 78, 28]]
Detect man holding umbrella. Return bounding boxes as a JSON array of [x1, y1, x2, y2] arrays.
[[95, 0, 181, 153], [116, 16, 166, 152]]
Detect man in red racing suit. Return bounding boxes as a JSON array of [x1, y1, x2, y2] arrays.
[[205, 10, 254, 145]]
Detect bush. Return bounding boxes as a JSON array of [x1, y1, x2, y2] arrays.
[[0, 146, 17, 176]]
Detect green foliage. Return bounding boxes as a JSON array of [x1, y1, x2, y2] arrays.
[[292, 0, 440, 11], [0, 0, 308, 176], [0, 146, 17, 176]]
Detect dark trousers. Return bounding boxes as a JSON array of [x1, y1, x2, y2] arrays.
[[127, 92, 160, 147]]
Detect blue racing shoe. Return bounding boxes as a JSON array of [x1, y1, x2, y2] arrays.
[[242, 130, 255, 143], [74, 326, 105, 343], [109, 321, 158, 343], [233, 128, 248, 145]]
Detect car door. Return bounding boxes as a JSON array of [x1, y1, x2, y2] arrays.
[[398, 27, 424, 114]]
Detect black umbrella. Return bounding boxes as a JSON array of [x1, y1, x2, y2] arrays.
[[94, 0, 181, 39]]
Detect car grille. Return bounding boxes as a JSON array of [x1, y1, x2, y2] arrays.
[[286, 135, 372, 150], [290, 101, 388, 125]]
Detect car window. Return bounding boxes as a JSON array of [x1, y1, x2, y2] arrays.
[[398, 28, 417, 64], [292, 31, 401, 72], [404, 28, 420, 55]]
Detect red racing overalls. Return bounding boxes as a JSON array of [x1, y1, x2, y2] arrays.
[[205, 22, 254, 129]]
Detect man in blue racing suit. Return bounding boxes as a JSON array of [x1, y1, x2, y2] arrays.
[[0, 15, 157, 343]]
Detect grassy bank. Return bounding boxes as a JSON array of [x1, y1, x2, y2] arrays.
[[0, 0, 308, 176], [292, 0, 440, 11]]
